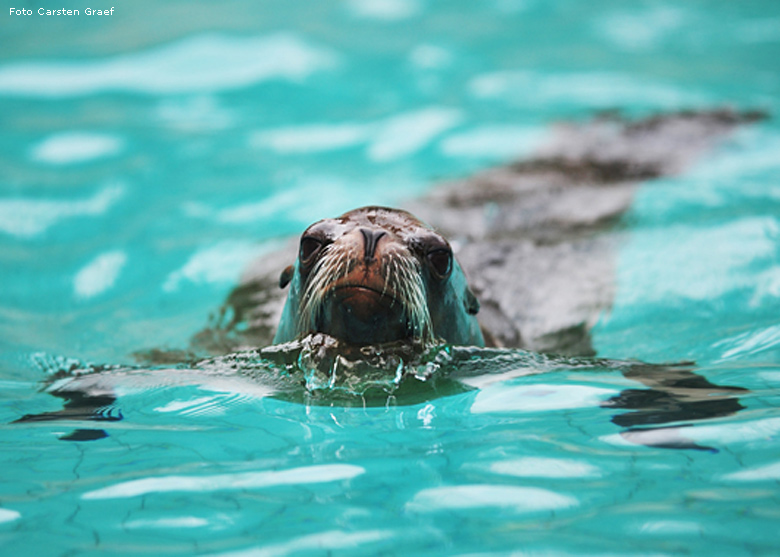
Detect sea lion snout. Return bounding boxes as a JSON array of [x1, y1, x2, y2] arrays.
[[318, 227, 410, 344], [321, 284, 407, 345]]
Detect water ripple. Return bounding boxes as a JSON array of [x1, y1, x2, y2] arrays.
[[0, 184, 124, 238], [0, 33, 339, 97], [30, 131, 124, 165], [250, 107, 463, 162], [215, 529, 395, 557], [469, 70, 708, 108], [722, 461, 780, 482], [406, 484, 578, 513], [0, 508, 21, 524], [490, 457, 602, 479], [471, 383, 617, 414], [74, 250, 128, 300], [82, 463, 365, 500]]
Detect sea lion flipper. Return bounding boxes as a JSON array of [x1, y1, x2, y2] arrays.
[[279, 265, 294, 289], [464, 287, 480, 315]]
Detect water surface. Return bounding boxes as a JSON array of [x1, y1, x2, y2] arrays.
[[1, 0, 779, 554]]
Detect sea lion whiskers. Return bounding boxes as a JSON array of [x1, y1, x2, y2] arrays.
[[297, 240, 434, 343], [381, 256, 391, 301], [389, 251, 433, 342], [297, 243, 349, 333]]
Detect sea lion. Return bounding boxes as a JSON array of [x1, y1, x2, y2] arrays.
[[18, 109, 758, 450], [273, 206, 484, 347], [188, 108, 765, 358]]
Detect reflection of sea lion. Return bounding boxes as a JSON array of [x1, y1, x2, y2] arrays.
[[273, 206, 484, 347]]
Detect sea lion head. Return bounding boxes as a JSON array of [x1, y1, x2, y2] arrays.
[[273, 206, 484, 347]]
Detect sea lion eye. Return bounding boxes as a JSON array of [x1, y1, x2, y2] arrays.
[[427, 248, 452, 278], [299, 236, 323, 264]]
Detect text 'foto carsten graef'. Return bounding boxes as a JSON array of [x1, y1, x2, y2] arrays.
[[9, 7, 115, 16]]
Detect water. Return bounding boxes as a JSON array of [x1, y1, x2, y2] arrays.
[[1, 0, 779, 554]]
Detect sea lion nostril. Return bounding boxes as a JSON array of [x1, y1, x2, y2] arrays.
[[360, 229, 386, 260]]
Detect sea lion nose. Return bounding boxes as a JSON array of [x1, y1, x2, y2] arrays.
[[360, 228, 386, 261]]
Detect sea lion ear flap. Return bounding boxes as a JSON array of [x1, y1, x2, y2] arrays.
[[464, 287, 480, 315], [279, 265, 294, 289]]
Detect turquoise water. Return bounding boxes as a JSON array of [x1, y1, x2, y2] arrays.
[[2, 0, 780, 554]]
